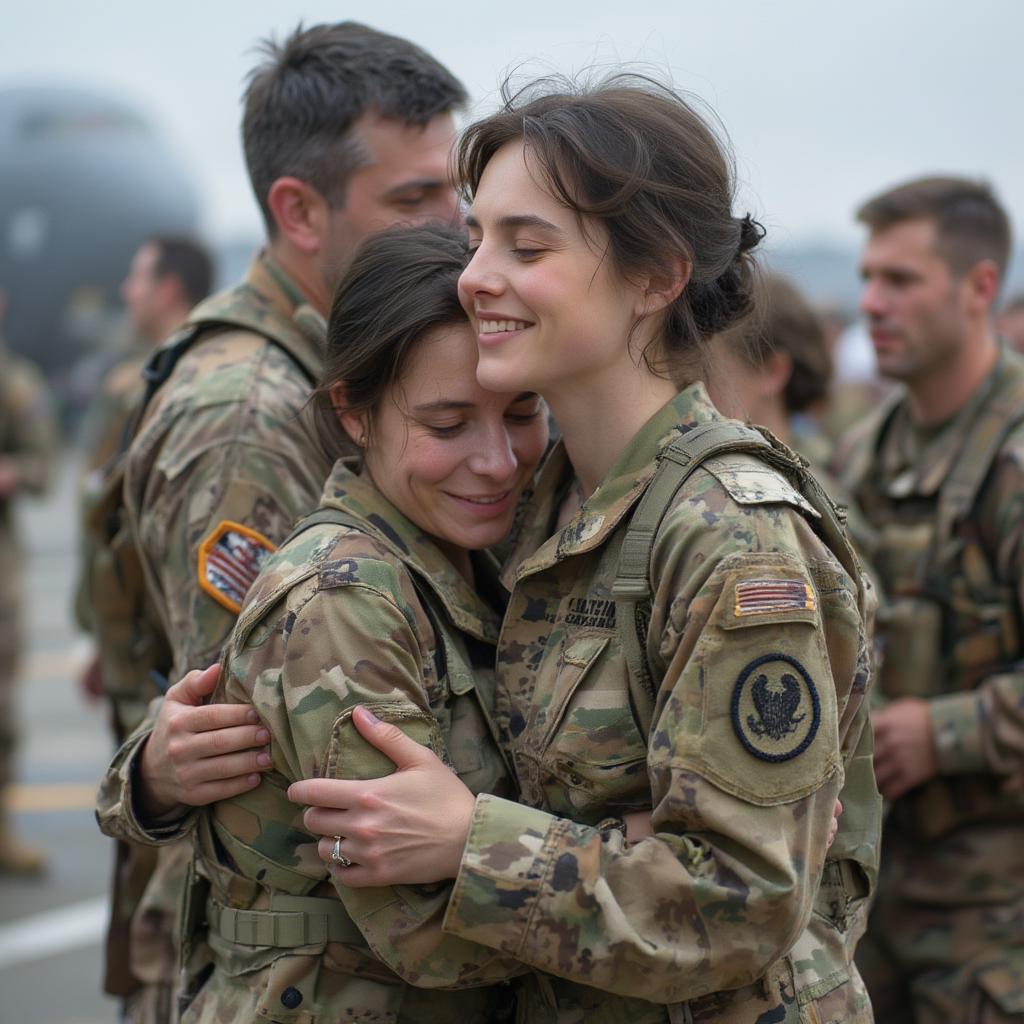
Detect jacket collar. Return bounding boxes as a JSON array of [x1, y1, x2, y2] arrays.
[[185, 251, 326, 383], [505, 383, 723, 584], [320, 460, 503, 642]]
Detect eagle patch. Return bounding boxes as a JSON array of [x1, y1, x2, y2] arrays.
[[731, 653, 820, 762], [197, 520, 276, 614]]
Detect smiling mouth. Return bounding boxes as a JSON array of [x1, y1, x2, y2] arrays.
[[448, 490, 512, 505], [478, 319, 531, 334]]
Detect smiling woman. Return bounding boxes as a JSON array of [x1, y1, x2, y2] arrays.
[[165, 222, 551, 1023], [293, 74, 881, 1024]]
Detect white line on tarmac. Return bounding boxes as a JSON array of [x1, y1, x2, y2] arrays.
[[0, 896, 107, 970]]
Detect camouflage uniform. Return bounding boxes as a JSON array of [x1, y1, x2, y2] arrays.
[[95, 254, 335, 1022], [841, 346, 1024, 1022], [439, 384, 880, 1023], [0, 342, 57, 871], [167, 460, 532, 1022], [74, 340, 151, 733]]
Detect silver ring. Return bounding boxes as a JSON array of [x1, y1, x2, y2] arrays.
[[331, 835, 352, 868]]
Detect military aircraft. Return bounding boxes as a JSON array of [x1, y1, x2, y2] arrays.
[[0, 84, 202, 388]]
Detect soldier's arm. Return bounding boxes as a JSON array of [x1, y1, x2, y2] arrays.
[[441, 511, 854, 1003], [261, 562, 530, 989], [95, 667, 270, 845], [132, 399, 322, 676], [0, 360, 58, 496], [927, 443, 1024, 779]]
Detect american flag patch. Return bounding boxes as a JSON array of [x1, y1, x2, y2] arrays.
[[734, 579, 815, 617], [197, 521, 276, 614]]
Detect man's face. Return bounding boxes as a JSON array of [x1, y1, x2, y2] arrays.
[[319, 113, 459, 293], [120, 243, 164, 341], [859, 218, 971, 383]]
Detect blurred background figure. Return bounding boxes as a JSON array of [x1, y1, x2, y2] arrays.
[[709, 273, 832, 461], [996, 293, 1024, 354], [75, 235, 213, 716], [0, 287, 59, 875]]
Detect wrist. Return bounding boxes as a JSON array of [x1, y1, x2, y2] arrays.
[[135, 736, 186, 823]]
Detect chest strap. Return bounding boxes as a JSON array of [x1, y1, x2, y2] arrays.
[[207, 892, 365, 947]]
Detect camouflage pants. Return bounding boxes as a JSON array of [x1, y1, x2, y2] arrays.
[[0, 551, 23, 791], [857, 822, 1024, 1022]]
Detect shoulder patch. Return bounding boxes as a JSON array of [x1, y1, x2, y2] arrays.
[[731, 653, 820, 762], [198, 520, 277, 614], [703, 454, 820, 518], [735, 578, 815, 617]]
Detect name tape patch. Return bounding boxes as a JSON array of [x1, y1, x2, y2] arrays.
[[734, 578, 815, 618], [198, 520, 277, 614]]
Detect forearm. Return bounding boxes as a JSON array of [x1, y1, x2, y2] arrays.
[[444, 776, 837, 1003], [930, 672, 1024, 776]]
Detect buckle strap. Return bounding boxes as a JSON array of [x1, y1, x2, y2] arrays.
[[207, 893, 365, 947]]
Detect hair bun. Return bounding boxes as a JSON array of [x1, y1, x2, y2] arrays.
[[737, 214, 765, 256]]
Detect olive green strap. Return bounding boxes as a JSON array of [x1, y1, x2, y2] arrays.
[[613, 422, 770, 602], [207, 893, 365, 947], [612, 422, 772, 736]]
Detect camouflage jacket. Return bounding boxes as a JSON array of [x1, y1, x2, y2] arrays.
[[186, 462, 524, 1022], [0, 342, 57, 547], [123, 253, 335, 680], [840, 345, 1024, 840], [441, 384, 879, 1022], [74, 341, 150, 636]]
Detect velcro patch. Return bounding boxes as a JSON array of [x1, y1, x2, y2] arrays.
[[198, 520, 277, 614], [734, 579, 815, 617], [731, 653, 820, 762]]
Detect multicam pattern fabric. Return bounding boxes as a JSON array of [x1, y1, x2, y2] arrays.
[[96, 254, 336, 1023], [184, 462, 527, 1022], [840, 346, 1024, 1021], [124, 253, 333, 680], [439, 384, 880, 1022]]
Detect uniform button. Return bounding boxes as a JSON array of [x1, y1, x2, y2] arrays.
[[280, 987, 303, 1009]]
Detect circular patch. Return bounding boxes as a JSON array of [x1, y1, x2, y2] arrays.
[[730, 653, 820, 762]]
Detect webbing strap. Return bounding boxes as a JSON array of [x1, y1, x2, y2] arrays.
[[612, 422, 774, 736], [207, 893, 365, 947], [612, 422, 771, 602], [935, 356, 1024, 548]]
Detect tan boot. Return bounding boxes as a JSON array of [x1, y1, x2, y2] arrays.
[[0, 813, 47, 876]]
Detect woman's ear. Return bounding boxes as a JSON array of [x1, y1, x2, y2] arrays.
[[637, 257, 692, 318], [330, 383, 369, 448]]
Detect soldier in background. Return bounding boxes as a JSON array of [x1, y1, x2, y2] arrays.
[[0, 288, 58, 875], [76, 236, 212, 719], [92, 22, 466, 1023], [709, 272, 834, 466], [839, 176, 1024, 1022], [995, 293, 1024, 355]]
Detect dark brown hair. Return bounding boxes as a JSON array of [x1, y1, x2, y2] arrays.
[[856, 175, 1012, 278], [243, 22, 467, 235], [455, 74, 763, 376], [720, 274, 832, 413], [151, 236, 214, 308], [314, 222, 469, 455]]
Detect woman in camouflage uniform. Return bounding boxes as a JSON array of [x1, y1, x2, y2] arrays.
[[295, 77, 880, 1024], [177, 223, 553, 1022]]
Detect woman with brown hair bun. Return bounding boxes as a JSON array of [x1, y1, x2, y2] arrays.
[[294, 75, 880, 1023]]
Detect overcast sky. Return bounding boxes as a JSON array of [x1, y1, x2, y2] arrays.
[[5, 0, 1023, 252]]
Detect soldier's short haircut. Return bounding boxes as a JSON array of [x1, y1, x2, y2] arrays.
[[243, 22, 467, 235], [151, 236, 214, 307], [315, 222, 468, 457], [720, 274, 832, 414], [857, 176, 1012, 279]]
